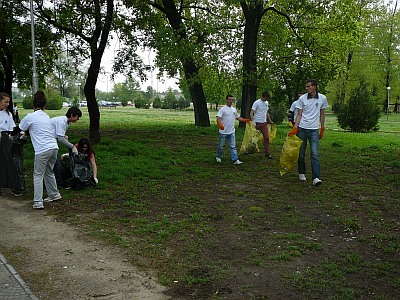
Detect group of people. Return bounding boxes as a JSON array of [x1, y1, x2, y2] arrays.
[[215, 79, 328, 186], [0, 91, 98, 210]]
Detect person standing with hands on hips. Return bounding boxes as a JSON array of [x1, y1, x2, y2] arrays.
[[250, 90, 274, 159], [288, 79, 328, 186], [216, 94, 250, 165]]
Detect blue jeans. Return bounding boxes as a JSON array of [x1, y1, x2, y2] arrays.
[[216, 132, 239, 162], [297, 128, 320, 180]]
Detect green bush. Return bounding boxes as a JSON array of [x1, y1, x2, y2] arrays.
[[337, 78, 380, 132], [269, 100, 287, 125], [22, 96, 33, 109], [134, 95, 151, 109], [46, 94, 63, 110], [153, 96, 162, 109]]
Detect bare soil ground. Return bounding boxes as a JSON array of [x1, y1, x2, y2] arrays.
[[0, 194, 170, 300]]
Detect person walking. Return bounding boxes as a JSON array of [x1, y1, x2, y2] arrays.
[[288, 79, 328, 186], [216, 94, 250, 165], [12, 91, 61, 209], [250, 90, 274, 158]]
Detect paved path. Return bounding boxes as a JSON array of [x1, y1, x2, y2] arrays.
[[0, 253, 38, 300]]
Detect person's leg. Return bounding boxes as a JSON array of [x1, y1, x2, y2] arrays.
[[216, 134, 227, 159], [256, 122, 270, 155], [227, 132, 239, 162], [309, 129, 321, 180], [297, 128, 308, 175], [33, 152, 50, 203], [53, 159, 64, 185], [44, 149, 60, 198]]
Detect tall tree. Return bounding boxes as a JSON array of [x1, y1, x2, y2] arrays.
[[36, 0, 115, 144]]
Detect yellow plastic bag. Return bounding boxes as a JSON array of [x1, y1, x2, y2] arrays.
[[240, 122, 263, 154], [267, 124, 277, 143], [279, 134, 303, 176]]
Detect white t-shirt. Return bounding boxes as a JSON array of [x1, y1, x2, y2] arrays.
[[19, 110, 58, 155], [296, 93, 329, 129], [216, 105, 238, 134], [0, 110, 15, 131], [289, 100, 299, 123], [251, 99, 269, 123], [51, 116, 69, 138]]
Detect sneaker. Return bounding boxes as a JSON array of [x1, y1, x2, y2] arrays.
[[313, 178, 322, 186], [216, 157, 222, 163], [44, 193, 62, 203], [12, 190, 22, 197], [299, 174, 307, 181], [233, 160, 243, 165], [33, 202, 44, 210], [265, 154, 273, 159]]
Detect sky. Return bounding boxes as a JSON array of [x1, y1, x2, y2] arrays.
[[96, 45, 180, 93]]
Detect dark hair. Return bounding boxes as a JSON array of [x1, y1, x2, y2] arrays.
[[66, 107, 82, 118], [307, 79, 318, 87], [261, 90, 270, 98], [77, 138, 94, 157], [33, 91, 46, 109], [226, 94, 234, 100]]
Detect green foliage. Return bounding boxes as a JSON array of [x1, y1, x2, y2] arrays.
[[134, 94, 151, 109], [153, 96, 162, 109], [161, 89, 177, 109], [46, 94, 63, 110], [269, 99, 287, 125], [22, 96, 33, 109], [337, 78, 381, 132]]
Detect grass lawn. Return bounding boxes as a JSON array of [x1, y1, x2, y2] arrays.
[[13, 107, 400, 299]]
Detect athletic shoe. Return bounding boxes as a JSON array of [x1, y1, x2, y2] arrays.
[[313, 178, 322, 186], [44, 193, 62, 203], [233, 160, 243, 165], [216, 157, 222, 163], [33, 202, 44, 210], [299, 174, 307, 181], [12, 190, 22, 197], [265, 154, 273, 159]]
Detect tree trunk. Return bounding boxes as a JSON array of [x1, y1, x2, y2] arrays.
[[183, 60, 210, 127], [240, 2, 264, 127]]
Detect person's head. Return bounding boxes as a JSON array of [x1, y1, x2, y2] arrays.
[[305, 79, 318, 95], [33, 91, 46, 109], [66, 107, 82, 123], [261, 90, 270, 101], [0, 92, 11, 111], [77, 138, 94, 156], [226, 94, 235, 107]]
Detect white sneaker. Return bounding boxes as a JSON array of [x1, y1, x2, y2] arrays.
[[33, 202, 44, 210], [216, 157, 222, 163], [299, 174, 307, 181], [233, 160, 243, 165], [313, 178, 322, 186], [44, 193, 62, 203]]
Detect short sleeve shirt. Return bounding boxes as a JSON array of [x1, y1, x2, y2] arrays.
[[19, 110, 58, 155], [0, 110, 15, 131], [296, 93, 328, 129], [251, 99, 269, 123], [51, 116, 69, 137], [216, 105, 238, 135]]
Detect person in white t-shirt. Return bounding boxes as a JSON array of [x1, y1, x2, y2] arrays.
[[250, 90, 274, 158], [13, 91, 61, 209], [288, 93, 303, 127], [216, 94, 250, 165], [289, 79, 328, 186], [0, 92, 22, 197]]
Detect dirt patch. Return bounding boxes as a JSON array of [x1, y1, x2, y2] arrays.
[[0, 195, 170, 300]]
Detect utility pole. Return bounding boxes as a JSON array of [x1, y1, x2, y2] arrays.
[[30, 0, 38, 93]]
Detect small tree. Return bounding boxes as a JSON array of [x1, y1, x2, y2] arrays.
[[153, 96, 162, 109], [337, 78, 380, 132]]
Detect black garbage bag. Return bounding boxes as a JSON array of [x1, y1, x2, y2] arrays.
[[11, 133, 26, 190], [60, 151, 95, 190], [0, 132, 20, 190]]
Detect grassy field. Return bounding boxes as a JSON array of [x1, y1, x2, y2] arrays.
[[12, 107, 400, 299]]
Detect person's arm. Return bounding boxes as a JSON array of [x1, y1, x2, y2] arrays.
[[216, 116, 224, 130], [319, 109, 325, 139], [250, 109, 255, 121], [90, 155, 98, 179], [288, 109, 302, 136], [237, 116, 250, 122], [267, 112, 273, 124]]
